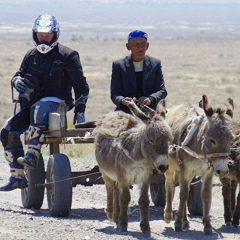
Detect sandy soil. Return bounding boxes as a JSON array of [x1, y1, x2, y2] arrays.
[[0, 147, 239, 240]]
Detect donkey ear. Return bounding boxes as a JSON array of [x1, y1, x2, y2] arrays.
[[160, 99, 166, 108], [156, 99, 167, 118], [225, 97, 234, 118], [202, 95, 214, 117], [227, 97, 234, 110]]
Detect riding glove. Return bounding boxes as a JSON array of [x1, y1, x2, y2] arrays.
[[13, 76, 27, 93]]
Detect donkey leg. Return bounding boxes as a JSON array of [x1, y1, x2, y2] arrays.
[[201, 171, 213, 235], [220, 177, 232, 228], [230, 180, 237, 215], [117, 185, 131, 232], [164, 169, 175, 223], [182, 202, 190, 229], [139, 182, 151, 237], [113, 184, 120, 225], [102, 174, 115, 221], [175, 174, 190, 232], [229, 179, 238, 229], [232, 184, 240, 229]]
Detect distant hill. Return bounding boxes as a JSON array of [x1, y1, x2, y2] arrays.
[[0, 1, 240, 40]]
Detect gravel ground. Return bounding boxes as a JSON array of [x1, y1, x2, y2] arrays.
[[0, 148, 239, 240]]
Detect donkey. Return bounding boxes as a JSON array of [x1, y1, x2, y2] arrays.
[[220, 122, 240, 229], [93, 100, 173, 237], [164, 95, 234, 235]]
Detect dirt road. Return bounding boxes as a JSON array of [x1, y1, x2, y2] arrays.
[[0, 149, 239, 240]]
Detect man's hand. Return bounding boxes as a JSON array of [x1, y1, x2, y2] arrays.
[[73, 112, 85, 124], [13, 76, 26, 93], [137, 97, 151, 106], [121, 97, 137, 106]]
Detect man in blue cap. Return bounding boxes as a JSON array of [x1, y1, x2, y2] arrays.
[[111, 30, 167, 114]]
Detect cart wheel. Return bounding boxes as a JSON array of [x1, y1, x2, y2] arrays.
[[21, 155, 45, 209], [150, 183, 166, 207], [46, 153, 72, 217], [187, 176, 203, 216]]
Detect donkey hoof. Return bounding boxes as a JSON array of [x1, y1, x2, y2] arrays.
[[105, 209, 113, 221], [164, 212, 173, 223], [107, 214, 113, 221], [142, 230, 151, 238], [120, 226, 127, 232], [204, 227, 213, 235], [226, 221, 233, 229], [117, 224, 127, 232], [175, 224, 183, 232], [232, 224, 239, 231], [183, 221, 190, 229]]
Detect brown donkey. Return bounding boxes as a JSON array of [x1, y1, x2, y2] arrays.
[[164, 95, 234, 235], [93, 101, 173, 237], [220, 122, 240, 229]]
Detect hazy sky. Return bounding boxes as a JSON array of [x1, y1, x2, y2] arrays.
[[1, 0, 239, 40], [4, 0, 240, 3], [91, 0, 240, 3]]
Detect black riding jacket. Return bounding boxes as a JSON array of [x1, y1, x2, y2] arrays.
[[13, 43, 89, 112]]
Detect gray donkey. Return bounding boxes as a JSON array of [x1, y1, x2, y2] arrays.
[[220, 121, 240, 229], [93, 100, 173, 237], [164, 95, 234, 235]]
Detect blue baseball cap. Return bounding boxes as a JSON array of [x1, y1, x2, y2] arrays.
[[128, 30, 148, 42]]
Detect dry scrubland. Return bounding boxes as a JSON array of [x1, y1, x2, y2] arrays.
[[1, 37, 240, 126]]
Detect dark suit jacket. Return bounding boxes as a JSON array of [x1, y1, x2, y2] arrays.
[[111, 54, 167, 113]]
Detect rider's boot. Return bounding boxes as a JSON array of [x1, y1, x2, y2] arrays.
[[17, 124, 45, 169], [0, 148, 28, 191]]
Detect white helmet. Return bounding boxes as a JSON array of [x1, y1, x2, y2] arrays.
[[32, 15, 60, 54]]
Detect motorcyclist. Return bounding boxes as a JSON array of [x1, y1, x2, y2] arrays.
[[0, 14, 89, 191]]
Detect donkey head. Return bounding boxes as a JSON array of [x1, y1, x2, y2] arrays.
[[201, 95, 234, 178], [128, 100, 173, 173]]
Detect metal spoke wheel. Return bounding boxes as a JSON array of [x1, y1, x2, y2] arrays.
[[46, 153, 72, 217], [21, 155, 45, 209]]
